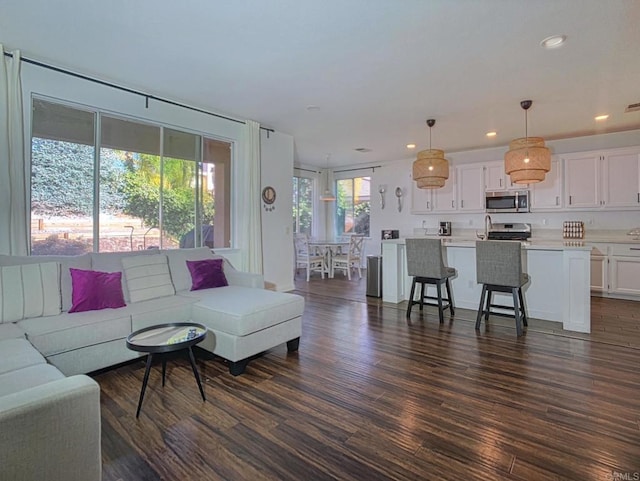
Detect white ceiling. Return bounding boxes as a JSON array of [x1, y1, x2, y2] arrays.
[[2, 0, 640, 168]]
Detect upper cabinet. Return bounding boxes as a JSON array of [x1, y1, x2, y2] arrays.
[[484, 160, 525, 191], [603, 149, 640, 208], [531, 157, 562, 210], [457, 164, 485, 212], [564, 147, 640, 209], [432, 166, 457, 212], [410, 180, 432, 214]]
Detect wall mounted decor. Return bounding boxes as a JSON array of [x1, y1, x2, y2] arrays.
[[395, 187, 403, 212], [262, 186, 276, 211], [378, 185, 386, 209]]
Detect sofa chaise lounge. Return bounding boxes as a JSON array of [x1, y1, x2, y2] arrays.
[[0, 247, 304, 481]]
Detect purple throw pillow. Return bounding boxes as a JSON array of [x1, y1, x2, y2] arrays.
[[186, 258, 228, 291], [69, 268, 126, 313]]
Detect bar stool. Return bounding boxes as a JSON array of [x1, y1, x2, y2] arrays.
[[475, 240, 529, 336], [405, 238, 456, 323]]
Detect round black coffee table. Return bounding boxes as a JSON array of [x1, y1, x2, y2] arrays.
[[126, 322, 207, 418]]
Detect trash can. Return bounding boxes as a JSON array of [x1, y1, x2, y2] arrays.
[[366, 255, 382, 297]]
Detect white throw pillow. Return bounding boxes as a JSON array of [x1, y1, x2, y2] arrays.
[[121, 254, 175, 303], [0, 262, 61, 323]]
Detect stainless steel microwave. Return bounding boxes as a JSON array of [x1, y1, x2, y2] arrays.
[[485, 190, 530, 213]]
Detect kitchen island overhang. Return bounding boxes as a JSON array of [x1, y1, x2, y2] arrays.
[[382, 238, 592, 333]]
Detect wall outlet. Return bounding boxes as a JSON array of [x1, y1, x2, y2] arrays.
[[542, 218, 548, 226], [468, 219, 473, 226]]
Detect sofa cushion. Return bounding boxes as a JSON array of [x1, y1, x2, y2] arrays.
[[164, 247, 215, 292], [121, 254, 175, 302], [69, 268, 126, 313], [0, 262, 61, 323], [186, 258, 228, 290], [127, 295, 197, 332], [19, 309, 131, 357], [0, 253, 91, 312], [188, 286, 305, 336], [0, 323, 26, 341], [0, 364, 65, 397], [90, 250, 159, 302], [0, 338, 46, 375]]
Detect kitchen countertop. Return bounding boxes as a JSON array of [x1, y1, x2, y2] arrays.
[[382, 237, 592, 251]]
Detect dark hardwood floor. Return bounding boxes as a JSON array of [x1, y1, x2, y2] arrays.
[[97, 272, 640, 480]]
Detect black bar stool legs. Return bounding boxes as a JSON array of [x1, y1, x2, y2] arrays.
[[406, 276, 455, 323]]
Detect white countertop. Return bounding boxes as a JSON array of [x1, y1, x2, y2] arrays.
[[382, 237, 593, 251]]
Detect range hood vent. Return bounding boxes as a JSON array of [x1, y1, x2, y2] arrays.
[[625, 102, 640, 113]]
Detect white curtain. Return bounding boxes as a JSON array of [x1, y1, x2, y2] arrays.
[[239, 119, 263, 274], [0, 46, 28, 256]]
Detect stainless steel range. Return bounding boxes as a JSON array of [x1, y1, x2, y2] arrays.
[[487, 222, 531, 241]]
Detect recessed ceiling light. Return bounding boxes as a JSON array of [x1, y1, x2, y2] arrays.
[[540, 35, 567, 49], [406, 143, 416, 149], [306, 105, 320, 111], [486, 131, 497, 137], [595, 114, 609, 121]]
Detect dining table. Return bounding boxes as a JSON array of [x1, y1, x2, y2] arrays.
[[307, 239, 350, 278]]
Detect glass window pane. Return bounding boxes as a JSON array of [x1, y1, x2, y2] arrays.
[[292, 176, 313, 236], [31, 99, 95, 255], [336, 176, 370, 237], [202, 137, 231, 248], [100, 115, 161, 252]]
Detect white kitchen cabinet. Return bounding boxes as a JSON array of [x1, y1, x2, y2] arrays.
[[485, 161, 506, 191], [484, 161, 526, 191], [602, 149, 640, 208], [564, 152, 600, 208], [432, 166, 457, 212], [456, 164, 485, 212], [609, 244, 640, 296], [410, 181, 432, 214], [531, 158, 562, 210], [589, 243, 608, 293], [564, 147, 640, 210]]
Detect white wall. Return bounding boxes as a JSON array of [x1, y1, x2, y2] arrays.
[[260, 130, 295, 291]]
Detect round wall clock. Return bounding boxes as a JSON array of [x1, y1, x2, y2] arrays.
[[262, 186, 276, 205]]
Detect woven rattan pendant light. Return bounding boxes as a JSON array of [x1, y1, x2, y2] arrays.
[[504, 100, 551, 184], [412, 119, 449, 189]]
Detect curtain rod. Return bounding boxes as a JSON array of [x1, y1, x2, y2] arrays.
[[294, 167, 318, 174], [334, 165, 382, 173], [3, 51, 274, 133]]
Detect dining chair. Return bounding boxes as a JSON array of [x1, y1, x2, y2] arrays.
[[475, 240, 529, 336], [331, 235, 365, 280], [405, 238, 456, 323], [294, 233, 326, 281]]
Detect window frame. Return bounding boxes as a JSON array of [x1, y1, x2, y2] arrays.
[[29, 95, 235, 254]]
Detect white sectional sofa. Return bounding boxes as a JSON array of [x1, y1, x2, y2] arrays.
[[0, 247, 304, 480]]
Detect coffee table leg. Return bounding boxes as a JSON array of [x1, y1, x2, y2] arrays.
[[161, 357, 167, 387], [136, 353, 154, 418], [187, 347, 206, 401]]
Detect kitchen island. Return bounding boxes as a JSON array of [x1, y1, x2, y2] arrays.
[[382, 238, 592, 333]]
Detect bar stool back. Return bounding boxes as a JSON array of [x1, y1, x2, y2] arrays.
[[475, 240, 529, 336], [405, 238, 456, 322]]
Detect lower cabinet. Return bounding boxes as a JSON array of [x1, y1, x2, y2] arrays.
[[590, 243, 640, 297], [609, 244, 640, 295], [590, 255, 607, 292]]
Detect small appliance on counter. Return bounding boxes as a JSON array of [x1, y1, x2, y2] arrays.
[[487, 222, 531, 241], [381, 229, 399, 240], [438, 221, 452, 236]]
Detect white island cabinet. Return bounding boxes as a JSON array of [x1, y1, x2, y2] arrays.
[[382, 238, 592, 333]]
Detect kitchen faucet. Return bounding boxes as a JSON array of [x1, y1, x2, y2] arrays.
[[484, 214, 493, 238]]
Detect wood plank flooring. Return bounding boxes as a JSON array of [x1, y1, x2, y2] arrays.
[[96, 273, 640, 480]]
